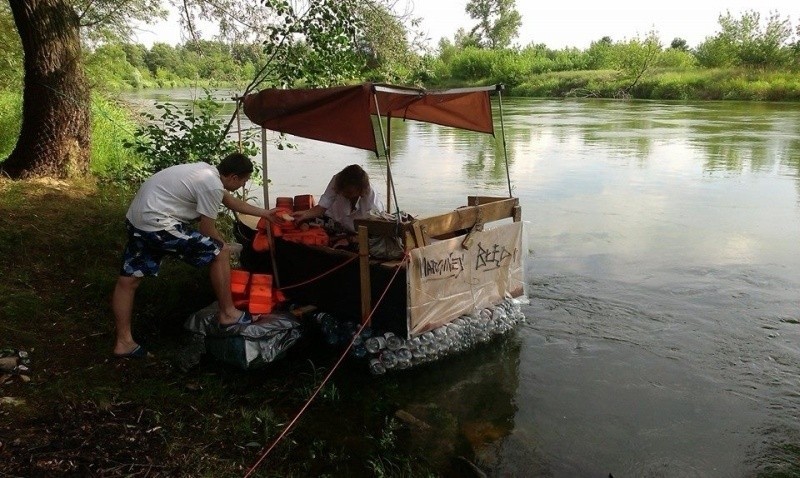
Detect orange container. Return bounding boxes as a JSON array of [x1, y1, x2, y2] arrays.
[[248, 284, 273, 314], [230, 269, 251, 301], [283, 229, 329, 246], [253, 230, 270, 251], [251, 274, 273, 287], [293, 194, 315, 211], [248, 299, 273, 314], [275, 197, 294, 209]]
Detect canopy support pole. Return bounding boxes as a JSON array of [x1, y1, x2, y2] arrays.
[[261, 127, 269, 208], [372, 92, 401, 219], [358, 225, 371, 324], [385, 115, 393, 213], [497, 88, 513, 198], [235, 100, 243, 152]]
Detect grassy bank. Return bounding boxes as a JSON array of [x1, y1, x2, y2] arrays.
[[507, 68, 800, 100], [0, 178, 439, 476]]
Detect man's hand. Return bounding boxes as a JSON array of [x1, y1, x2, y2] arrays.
[[224, 193, 281, 223]]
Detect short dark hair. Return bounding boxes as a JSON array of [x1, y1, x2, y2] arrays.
[[333, 164, 369, 195], [217, 152, 253, 176]]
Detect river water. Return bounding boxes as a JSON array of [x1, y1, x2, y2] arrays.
[[123, 90, 800, 476]]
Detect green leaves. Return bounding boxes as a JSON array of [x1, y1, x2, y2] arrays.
[[465, 0, 522, 49], [122, 91, 258, 180], [696, 10, 795, 69], [256, 0, 366, 88]]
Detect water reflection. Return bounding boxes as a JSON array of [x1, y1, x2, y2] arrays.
[[386, 335, 528, 474]]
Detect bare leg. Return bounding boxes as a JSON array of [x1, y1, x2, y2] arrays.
[[112, 275, 143, 355], [210, 244, 245, 324]]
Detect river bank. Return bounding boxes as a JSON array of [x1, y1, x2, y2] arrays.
[[92, 67, 800, 101], [0, 177, 438, 476]]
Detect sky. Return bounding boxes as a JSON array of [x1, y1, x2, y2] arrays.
[[135, 0, 800, 50]]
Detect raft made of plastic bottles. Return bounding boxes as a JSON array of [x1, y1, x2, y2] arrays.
[[310, 297, 526, 375]]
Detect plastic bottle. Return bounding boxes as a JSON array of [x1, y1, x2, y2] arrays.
[[406, 337, 421, 352], [349, 335, 367, 358], [421, 331, 436, 344], [360, 326, 374, 339], [365, 335, 387, 354], [385, 332, 404, 351], [369, 357, 386, 375], [396, 348, 412, 362], [380, 350, 398, 369], [351, 342, 368, 358], [319, 313, 336, 335]]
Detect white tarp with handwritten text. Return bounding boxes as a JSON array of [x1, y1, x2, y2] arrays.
[[407, 221, 524, 335]]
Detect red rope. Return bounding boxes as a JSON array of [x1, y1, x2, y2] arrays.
[[277, 255, 358, 291], [242, 253, 410, 478]]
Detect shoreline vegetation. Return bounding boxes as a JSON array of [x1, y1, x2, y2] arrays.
[[27, 65, 800, 101]]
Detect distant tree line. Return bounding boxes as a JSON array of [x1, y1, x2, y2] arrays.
[[430, 9, 800, 87], [3, 3, 800, 93], [69, 8, 800, 91]]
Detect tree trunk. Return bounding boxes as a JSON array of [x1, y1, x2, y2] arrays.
[[1, 0, 90, 179]]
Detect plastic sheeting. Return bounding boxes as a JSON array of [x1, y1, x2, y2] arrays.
[[184, 303, 302, 370], [407, 222, 525, 336]]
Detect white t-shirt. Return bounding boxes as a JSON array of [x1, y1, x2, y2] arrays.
[[126, 162, 224, 231], [318, 175, 383, 233]]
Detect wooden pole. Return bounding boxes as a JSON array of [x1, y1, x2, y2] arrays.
[[358, 225, 371, 324], [261, 128, 269, 208], [235, 101, 243, 152]]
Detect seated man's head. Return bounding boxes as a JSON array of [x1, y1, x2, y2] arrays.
[[218, 152, 253, 191], [334, 164, 369, 200]]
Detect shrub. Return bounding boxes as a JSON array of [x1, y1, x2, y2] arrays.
[[123, 91, 259, 181], [656, 49, 699, 69], [449, 47, 496, 80]]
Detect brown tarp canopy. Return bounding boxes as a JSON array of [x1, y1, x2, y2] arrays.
[[242, 83, 497, 153]]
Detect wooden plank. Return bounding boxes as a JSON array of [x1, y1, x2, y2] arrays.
[[358, 226, 372, 324], [411, 222, 426, 248], [416, 197, 518, 238], [513, 205, 522, 222], [467, 196, 508, 206], [353, 217, 410, 237]]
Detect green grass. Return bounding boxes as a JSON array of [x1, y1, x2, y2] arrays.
[[0, 90, 144, 178], [0, 90, 21, 159], [89, 95, 143, 177]]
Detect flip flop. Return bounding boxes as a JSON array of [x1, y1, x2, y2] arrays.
[[222, 310, 253, 328], [113, 344, 149, 359]]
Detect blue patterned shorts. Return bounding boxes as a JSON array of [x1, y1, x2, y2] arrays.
[[120, 220, 222, 277]]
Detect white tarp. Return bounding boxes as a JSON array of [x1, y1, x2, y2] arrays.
[[407, 221, 525, 335]]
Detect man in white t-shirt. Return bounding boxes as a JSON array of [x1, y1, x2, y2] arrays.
[[291, 164, 382, 234], [112, 153, 276, 358]]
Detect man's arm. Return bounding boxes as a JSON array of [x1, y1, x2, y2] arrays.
[[198, 214, 225, 244], [222, 192, 277, 221]]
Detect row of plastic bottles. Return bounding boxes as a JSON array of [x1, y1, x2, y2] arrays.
[[311, 299, 526, 375]]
